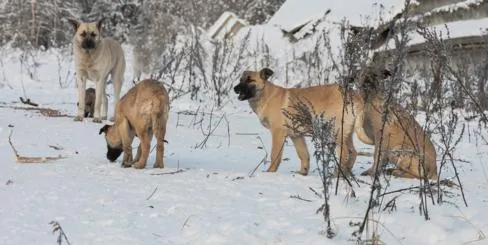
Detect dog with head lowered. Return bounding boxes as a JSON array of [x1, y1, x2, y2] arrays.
[[68, 17, 126, 123], [99, 79, 170, 169], [354, 67, 438, 180], [234, 68, 365, 176]]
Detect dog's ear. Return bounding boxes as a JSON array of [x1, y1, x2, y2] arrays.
[[96, 17, 105, 32], [67, 18, 80, 32], [259, 68, 274, 80], [99, 124, 111, 135]]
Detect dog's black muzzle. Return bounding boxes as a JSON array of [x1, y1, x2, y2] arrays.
[[81, 39, 96, 50], [106, 144, 123, 162], [233, 83, 255, 101]]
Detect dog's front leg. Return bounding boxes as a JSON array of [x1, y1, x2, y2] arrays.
[[267, 129, 286, 173], [291, 136, 310, 176], [132, 143, 142, 164], [101, 90, 108, 121], [133, 130, 150, 169], [74, 75, 87, 121], [120, 121, 135, 168], [93, 78, 106, 123], [121, 145, 133, 168]]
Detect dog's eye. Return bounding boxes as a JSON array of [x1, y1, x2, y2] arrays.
[[90, 32, 96, 37], [80, 31, 87, 37], [247, 79, 255, 83]]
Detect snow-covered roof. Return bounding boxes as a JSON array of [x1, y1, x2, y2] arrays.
[[268, 0, 405, 31], [269, 0, 487, 51], [207, 11, 248, 40], [409, 19, 487, 45]]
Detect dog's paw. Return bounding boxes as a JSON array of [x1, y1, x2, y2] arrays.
[[73, 115, 84, 121], [132, 162, 146, 169], [360, 169, 373, 176], [92, 117, 103, 123], [121, 162, 132, 168], [266, 165, 278, 173], [298, 169, 309, 176], [153, 163, 164, 169]]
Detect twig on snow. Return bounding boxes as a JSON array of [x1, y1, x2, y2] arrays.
[[19, 97, 38, 107], [150, 168, 187, 176], [146, 186, 159, 200], [8, 127, 65, 164], [290, 194, 312, 202]]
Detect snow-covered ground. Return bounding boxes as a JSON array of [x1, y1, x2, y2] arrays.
[[0, 44, 488, 245], [1, 0, 488, 243]]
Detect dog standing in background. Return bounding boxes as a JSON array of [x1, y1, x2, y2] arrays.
[[99, 79, 170, 169], [68, 17, 126, 123]]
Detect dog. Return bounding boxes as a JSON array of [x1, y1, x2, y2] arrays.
[[76, 88, 95, 118], [354, 67, 438, 180], [234, 68, 365, 176], [68, 17, 126, 123], [99, 79, 170, 169]]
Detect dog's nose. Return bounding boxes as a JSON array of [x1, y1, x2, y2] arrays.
[[82, 39, 96, 49], [233, 84, 241, 94]]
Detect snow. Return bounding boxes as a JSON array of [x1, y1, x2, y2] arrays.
[[1, 1, 488, 244], [0, 44, 488, 245], [430, 0, 487, 14]]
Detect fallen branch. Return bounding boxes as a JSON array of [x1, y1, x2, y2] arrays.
[[290, 194, 312, 202], [8, 128, 65, 164], [19, 97, 38, 107], [309, 186, 323, 198], [146, 186, 158, 200], [48, 145, 64, 151], [150, 168, 187, 176], [235, 132, 260, 136]]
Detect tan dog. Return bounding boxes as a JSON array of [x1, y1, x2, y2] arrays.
[[99, 79, 170, 169], [355, 67, 438, 180], [234, 68, 365, 176], [68, 17, 126, 123]]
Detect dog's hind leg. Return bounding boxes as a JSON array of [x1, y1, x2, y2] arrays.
[[74, 76, 87, 121], [267, 129, 286, 173], [111, 59, 125, 121], [152, 113, 167, 169], [290, 136, 310, 176], [388, 156, 436, 180]]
